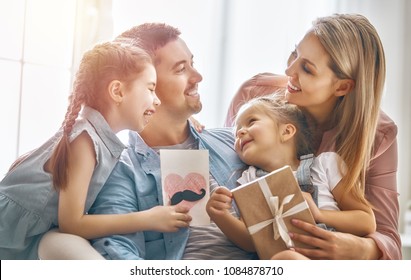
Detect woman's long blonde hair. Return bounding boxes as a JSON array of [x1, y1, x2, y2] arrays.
[[312, 14, 386, 206]]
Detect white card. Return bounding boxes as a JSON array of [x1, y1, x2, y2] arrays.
[[160, 149, 210, 226]]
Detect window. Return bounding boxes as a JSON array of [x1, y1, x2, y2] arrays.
[[0, 0, 76, 177]]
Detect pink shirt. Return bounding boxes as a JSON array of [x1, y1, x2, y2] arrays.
[[226, 73, 401, 259]]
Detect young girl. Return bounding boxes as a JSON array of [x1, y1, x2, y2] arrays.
[[0, 40, 191, 260], [206, 94, 376, 259], [222, 14, 399, 260]]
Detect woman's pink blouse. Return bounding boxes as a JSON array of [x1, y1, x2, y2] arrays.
[[319, 111, 401, 259]]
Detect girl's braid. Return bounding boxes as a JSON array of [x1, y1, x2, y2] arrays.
[[62, 93, 83, 136]]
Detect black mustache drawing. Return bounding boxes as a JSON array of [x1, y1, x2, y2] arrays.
[[170, 188, 206, 205]]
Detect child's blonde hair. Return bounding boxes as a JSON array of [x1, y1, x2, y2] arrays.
[[236, 91, 313, 159]]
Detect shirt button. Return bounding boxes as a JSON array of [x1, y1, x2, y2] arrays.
[[104, 240, 110, 246]]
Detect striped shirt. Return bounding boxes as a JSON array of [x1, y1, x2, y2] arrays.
[[182, 176, 257, 260], [156, 134, 256, 259]]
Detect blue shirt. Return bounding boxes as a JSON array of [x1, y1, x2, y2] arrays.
[[0, 107, 125, 259], [89, 124, 246, 260]]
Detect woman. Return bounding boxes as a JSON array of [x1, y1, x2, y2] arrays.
[[225, 13, 400, 259]]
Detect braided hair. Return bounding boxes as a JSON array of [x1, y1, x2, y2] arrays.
[[49, 40, 152, 191]]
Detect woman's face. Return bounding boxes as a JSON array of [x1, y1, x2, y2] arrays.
[[285, 32, 341, 120]]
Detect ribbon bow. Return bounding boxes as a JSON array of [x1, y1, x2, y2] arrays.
[[247, 178, 309, 248]]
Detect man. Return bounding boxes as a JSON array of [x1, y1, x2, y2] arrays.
[[89, 23, 256, 260]]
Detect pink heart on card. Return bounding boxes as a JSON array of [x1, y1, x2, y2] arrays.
[[164, 172, 207, 210]]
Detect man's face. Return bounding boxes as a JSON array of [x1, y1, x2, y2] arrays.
[[153, 38, 203, 120]]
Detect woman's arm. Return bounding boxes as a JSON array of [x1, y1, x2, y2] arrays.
[[224, 73, 287, 127], [288, 219, 381, 259], [364, 128, 401, 259], [290, 117, 401, 259], [58, 132, 191, 239]]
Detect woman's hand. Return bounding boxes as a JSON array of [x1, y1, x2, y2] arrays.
[[289, 219, 380, 259]]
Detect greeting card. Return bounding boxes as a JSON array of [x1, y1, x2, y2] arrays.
[[160, 149, 210, 226]]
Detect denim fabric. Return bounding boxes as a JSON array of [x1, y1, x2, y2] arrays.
[[0, 107, 125, 259], [296, 154, 319, 206], [89, 124, 246, 260]]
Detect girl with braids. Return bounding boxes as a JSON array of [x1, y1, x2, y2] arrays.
[[224, 14, 400, 259], [0, 40, 191, 260], [207, 94, 376, 259]]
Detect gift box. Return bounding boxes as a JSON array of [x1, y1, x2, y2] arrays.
[[232, 165, 316, 259]]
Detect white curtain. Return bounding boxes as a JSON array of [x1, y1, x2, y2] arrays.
[[71, 0, 113, 73]]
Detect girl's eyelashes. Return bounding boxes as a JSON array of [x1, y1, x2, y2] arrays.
[[248, 119, 257, 125]]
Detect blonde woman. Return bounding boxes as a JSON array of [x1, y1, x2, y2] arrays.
[[225, 14, 400, 260]]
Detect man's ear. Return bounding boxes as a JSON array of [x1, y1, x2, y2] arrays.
[[108, 80, 124, 104], [280, 123, 297, 143], [335, 79, 355, 97]]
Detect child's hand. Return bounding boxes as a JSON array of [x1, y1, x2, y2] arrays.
[[301, 192, 321, 222], [206, 186, 232, 218], [147, 205, 192, 232], [189, 116, 205, 133]]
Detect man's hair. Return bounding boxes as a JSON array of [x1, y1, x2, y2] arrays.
[[116, 23, 181, 60]]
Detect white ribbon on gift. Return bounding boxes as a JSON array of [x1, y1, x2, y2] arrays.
[[247, 178, 309, 248]]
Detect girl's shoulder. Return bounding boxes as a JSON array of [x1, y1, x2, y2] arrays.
[[69, 119, 98, 143], [315, 151, 341, 162], [313, 152, 344, 171]]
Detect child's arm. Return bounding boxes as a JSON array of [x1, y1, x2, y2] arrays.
[[57, 132, 191, 239], [206, 186, 255, 252], [303, 181, 376, 236]]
